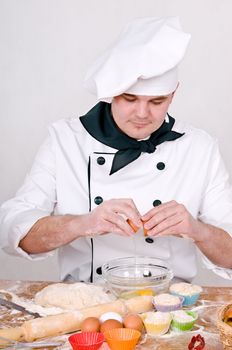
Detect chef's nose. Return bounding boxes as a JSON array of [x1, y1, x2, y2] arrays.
[[136, 101, 149, 118]]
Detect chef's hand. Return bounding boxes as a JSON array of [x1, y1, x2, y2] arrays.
[[141, 200, 202, 241], [84, 199, 142, 237]]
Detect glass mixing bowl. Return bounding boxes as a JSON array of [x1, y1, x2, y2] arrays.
[[102, 256, 173, 298]]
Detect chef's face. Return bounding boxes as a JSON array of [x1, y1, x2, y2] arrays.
[[111, 92, 175, 139]]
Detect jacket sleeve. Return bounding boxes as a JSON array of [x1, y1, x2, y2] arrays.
[[200, 254, 232, 279], [198, 140, 232, 279], [0, 136, 56, 260]]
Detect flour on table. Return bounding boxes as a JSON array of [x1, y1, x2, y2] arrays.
[[34, 283, 115, 309], [0, 289, 64, 316]]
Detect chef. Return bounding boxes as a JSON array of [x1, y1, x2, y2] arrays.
[[0, 16, 232, 283]]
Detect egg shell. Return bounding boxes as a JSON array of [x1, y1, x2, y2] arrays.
[[123, 314, 144, 332], [100, 319, 123, 333], [80, 317, 101, 332], [100, 312, 123, 323], [127, 219, 139, 233], [141, 220, 149, 236], [127, 219, 148, 236]]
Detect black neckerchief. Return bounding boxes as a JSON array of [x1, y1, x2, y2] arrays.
[[80, 102, 184, 175]]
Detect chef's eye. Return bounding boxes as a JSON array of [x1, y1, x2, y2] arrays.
[[150, 99, 165, 105], [122, 94, 137, 102]]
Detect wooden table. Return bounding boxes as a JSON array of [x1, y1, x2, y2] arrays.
[[0, 280, 231, 349]]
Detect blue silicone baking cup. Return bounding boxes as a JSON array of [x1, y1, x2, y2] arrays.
[[170, 291, 201, 306]]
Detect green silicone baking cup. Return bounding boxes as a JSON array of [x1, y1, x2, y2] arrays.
[[171, 311, 198, 332]]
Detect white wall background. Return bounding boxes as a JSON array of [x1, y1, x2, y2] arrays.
[[0, 0, 232, 285]]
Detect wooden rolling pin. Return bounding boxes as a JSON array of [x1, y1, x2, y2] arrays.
[[0, 295, 153, 342]]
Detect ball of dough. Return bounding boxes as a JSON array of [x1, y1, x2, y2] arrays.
[[35, 283, 115, 309]]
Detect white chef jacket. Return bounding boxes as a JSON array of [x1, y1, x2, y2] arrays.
[[1, 116, 232, 282]]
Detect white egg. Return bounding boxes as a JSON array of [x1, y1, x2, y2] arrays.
[[99, 312, 123, 323]]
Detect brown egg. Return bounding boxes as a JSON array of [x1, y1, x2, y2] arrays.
[[100, 319, 123, 333], [123, 314, 144, 332], [80, 317, 101, 332]]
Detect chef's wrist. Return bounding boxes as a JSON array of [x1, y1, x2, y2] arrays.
[[192, 220, 211, 244], [67, 213, 95, 238]]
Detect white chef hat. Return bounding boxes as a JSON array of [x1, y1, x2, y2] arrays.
[[84, 16, 191, 103]]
